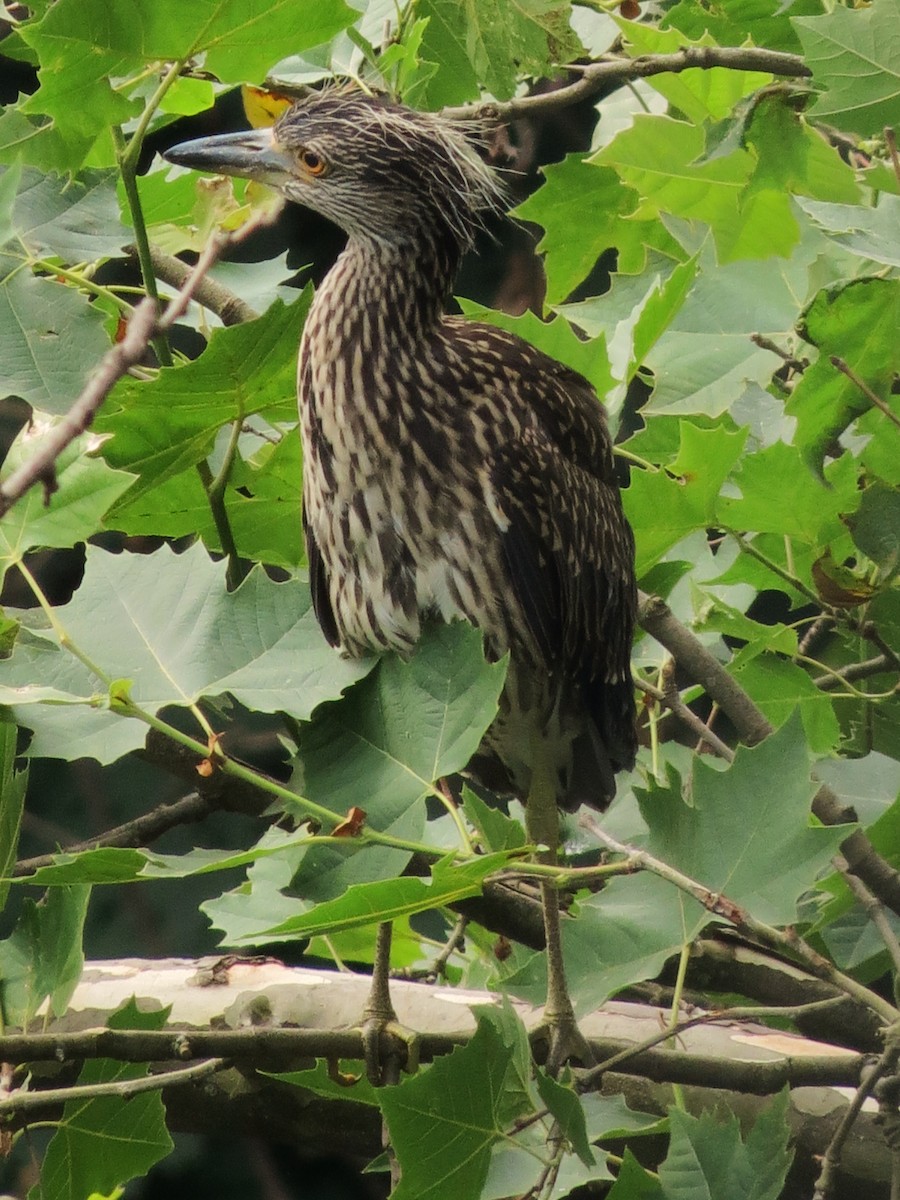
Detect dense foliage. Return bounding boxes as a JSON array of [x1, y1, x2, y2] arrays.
[[0, 0, 898, 1197]]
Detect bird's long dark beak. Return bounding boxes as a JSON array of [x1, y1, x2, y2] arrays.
[[164, 127, 294, 185]]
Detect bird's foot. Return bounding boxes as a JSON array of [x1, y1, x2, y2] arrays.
[[361, 1013, 421, 1086], [540, 1009, 595, 1077]]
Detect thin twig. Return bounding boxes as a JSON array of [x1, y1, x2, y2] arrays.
[[634, 674, 734, 761], [442, 46, 808, 121], [138, 244, 260, 326], [0, 1057, 228, 1118], [580, 813, 899, 1026], [13, 792, 215, 877], [813, 655, 894, 691], [0, 219, 269, 523], [831, 356, 900, 432], [814, 1045, 899, 1199], [837, 857, 900, 976]]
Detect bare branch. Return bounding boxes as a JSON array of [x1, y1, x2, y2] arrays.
[[443, 46, 809, 121], [581, 813, 899, 1026], [13, 792, 215, 877], [831, 355, 900, 433], [637, 589, 900, 919], [0, 1056, 228, 1119], [838, 857, 900, 976], [138, 243, 260, 327], [638, 590, 773, 745], [0, 219, 270, 523], [634, 670, 735, 762]]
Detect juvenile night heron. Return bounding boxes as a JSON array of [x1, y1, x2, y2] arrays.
[[167, 89, 637, 1070]]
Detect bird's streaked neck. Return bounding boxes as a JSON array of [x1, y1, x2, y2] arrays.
[[313, 227, 465, 343]]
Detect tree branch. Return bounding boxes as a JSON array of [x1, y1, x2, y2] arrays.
[[443, 46, 809, 121], [0, 221, 267, 522], [138, 243, 260, 327], [637, 590, 900, 919], [581, 814, 899, 1026], [13, 791, 215, 877], [0, 1056, 228, 1118]]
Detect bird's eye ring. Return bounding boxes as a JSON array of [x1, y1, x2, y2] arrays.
[[299, 149, 328, 176]]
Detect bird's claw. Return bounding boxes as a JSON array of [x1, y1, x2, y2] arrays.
[[361, 1016, 421, 1086], [540, 1013, 595, 1077]]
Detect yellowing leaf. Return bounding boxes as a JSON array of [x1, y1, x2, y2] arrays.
[[241, 84, 294, 128]]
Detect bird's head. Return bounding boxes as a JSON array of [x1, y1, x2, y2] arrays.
[[164, 89, 503, 248]]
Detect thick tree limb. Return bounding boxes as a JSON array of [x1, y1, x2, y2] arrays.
[[3, 957, 887, 1181]]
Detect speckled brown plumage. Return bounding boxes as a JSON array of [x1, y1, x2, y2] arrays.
[[169, 90, 637, 812]]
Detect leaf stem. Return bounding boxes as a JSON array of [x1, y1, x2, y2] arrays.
[[121, 59, 187, 173], [730, 530, 825, 609], [196, 459, 243, 591], [16, 561, 114, 687], [115, 701, 446, 858], [113, 124, 173, 368], [27, 257, 134, 314]]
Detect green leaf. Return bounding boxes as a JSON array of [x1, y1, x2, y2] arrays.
[[535, 1070, 594, 1165], [641, 246, 813, 416], [380, 1010, 523, 1200], [663, 0, 821, 54], [608, 1149, 665, 1199], [109, 432, 305, 569], [594, 116, 797, 263], [514, 157, 640, 305], [743, 96, 860, 205], [0, 883, 90, 1026], [7, 167, 127, 263], [502, 872, 695, 1014], [268, 1059, 379, 1107], [0, 421, 135, 586], [98, 295, 309, 505], [641, 714, 847, 926], [417, 0, 582, 106], [0, 164, 22, 249], [786, 278, 900, 479], [717, 442, 859, 547], [659, 1089, 792, 1200], [246, 851, 521, 942], [618, 19, 774, 124], [0, 544, 373, 763], [462, 787, 526, 853], [796, 195, 900, 270], [17, 0, 356, 169], [730, 655, 841, 754], [624, 421, 747, 576], [35, 1000, 175, 1200], [0, 270, 112, 410], [288, 623, 507, 902], [848, 482, 900, 575], [793, 2, 900, 136]]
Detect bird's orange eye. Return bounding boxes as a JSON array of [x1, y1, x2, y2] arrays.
[[299, 149, 327, 176]]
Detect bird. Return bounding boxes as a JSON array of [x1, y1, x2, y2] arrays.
[[166, 88, 637, 1072]]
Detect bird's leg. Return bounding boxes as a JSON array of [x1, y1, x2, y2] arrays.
[[526, 758, 594, 1076], [360, 920, 420, 1086]]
